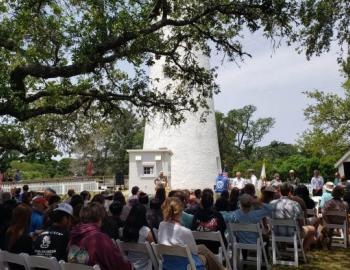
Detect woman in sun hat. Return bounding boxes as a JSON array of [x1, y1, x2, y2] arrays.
[[319, 182, 334, 209]]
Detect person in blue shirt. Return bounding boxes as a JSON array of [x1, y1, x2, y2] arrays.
[[214, 173, 229, 194], [319, 182, 334, 209], [29, 197, 48, 233], [229, 194, 273, 244]]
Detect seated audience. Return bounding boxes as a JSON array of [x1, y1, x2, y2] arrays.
[[191, 189, 226, 253], [343, 182, 350, 211], [101, 201, 124, 239], [146, 198, 163, 229], [3, 204, 33, 254], [69, 194, 84, 226], [155, 186, 166, 205], [158, 197, 225, 270], [271, 183, 316, 251], [64, 189, 75, 203], [113, 191, 127, 206], [323, 186, 348, 224], [168, 190, 193, 228], [34, 203, 73, 261], [214, 197, 231, 222], [319, 182, 334, 209], [123, 204, 154, 270], [30, 197, 48, 233], [80, 190, 91, 206], [228, 187, 240, 211], [130, 186, 140, 200], [230, 193, 272, 255], [295, 185, 316, 210], [138, 192, 149, 208], [68, 202, 132, 270]]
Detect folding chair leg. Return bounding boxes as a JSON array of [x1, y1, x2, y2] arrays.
[[256, 247, 261, 270], [272, 237, 277, 265], [294, 236, 299, 267], [233, 245, 238, 270], [298, 233, 307, 263], [261, 242, 270, 270]]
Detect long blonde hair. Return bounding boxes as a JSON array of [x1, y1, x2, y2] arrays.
[[161, 197, 183, 222]]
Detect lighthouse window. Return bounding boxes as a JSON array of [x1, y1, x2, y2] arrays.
[[143, 166, 154, 176]]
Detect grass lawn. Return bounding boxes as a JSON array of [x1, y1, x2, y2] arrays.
[[272, 248, 350, 270]]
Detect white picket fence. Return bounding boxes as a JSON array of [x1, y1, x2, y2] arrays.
[[1, 180, 99, 195]]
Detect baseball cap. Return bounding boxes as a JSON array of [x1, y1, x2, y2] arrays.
[[33, 197, 48, 208], [54, 203, 73, 216]]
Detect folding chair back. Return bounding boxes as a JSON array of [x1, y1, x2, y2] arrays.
[[192, 231, 231, 270], [27, 255, 61, 270], [59, 261, 100, 270], [306, 208, 316, 217], [323, 210, 348, 248], [269, 218, 306, 267], [151, 243, 197, 270], [152, 228, 158, 242], [0, 250, 30, 270], [116, 240, 158, 269], [228, 223, 269, 270]]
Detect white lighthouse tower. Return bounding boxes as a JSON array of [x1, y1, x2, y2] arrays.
[[128, 46, 221, 193], [142, 51, 221, 191]]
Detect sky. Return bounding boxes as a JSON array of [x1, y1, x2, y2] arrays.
[[212, 32, 345, 146]]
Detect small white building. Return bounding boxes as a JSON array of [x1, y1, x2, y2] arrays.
[[127, 148, 172, 194], [335, 150, 350, 180]]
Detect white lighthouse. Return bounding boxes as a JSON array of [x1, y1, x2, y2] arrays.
[[127, 49, 221, 193]]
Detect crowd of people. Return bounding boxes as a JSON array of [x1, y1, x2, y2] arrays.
[[0, 169, 349, 270]]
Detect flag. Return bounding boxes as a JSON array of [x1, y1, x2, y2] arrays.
[[260, 161, 266, 180], [87, 160, 93, 176]]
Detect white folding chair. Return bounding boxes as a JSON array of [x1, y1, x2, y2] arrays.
[[0, 250, 30, 270], [228, 223, 269, 270], [323, 210, 348, 248], [27, 255, 61, 270], [306, 208, 316, 217], [59, 261, 100, 270], [152, 228, 158, 242], [119, 227, 124, 239], [192, 231, 231, 270], [116, 239, 158, 269], [151, 243, 197, 270], [270, 219, 307, 267]]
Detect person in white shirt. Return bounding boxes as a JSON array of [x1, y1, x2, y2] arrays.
[[231, 171, 246, 190], [158, 197, 225, 270], [123, 204, 154, 270], [248, 169, 258, 187]]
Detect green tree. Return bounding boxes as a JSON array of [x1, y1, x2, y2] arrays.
[[71, 110, 144, 176], [254, 141, 299, 161], [216, 105, 274, 169], [1, 0, 350, 156]]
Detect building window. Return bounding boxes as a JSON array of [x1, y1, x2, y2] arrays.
[[143, 166, 154, 176]]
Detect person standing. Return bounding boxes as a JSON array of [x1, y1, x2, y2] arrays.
[[154, 171, 168, 188], [270, 173, 282, 187], [311, 170, 324, 196], [334, 172, 341, 186], [214, 173, 229, 195], [287, 170, 300, 187], [231, 172, 246, 190], [248, 169, 258, 188]]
